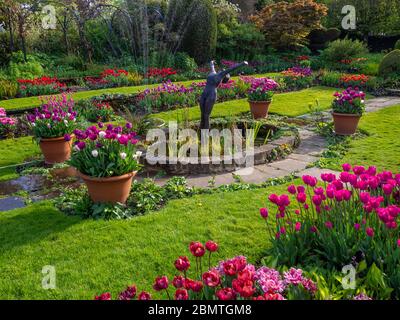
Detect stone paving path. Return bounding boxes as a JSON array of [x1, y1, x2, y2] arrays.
[[1, 96, 400, 211]]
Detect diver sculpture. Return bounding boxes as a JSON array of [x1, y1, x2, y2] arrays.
[[199, 60, 248, 129]]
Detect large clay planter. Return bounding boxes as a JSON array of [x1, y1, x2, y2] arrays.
[[249, 100, 272, 119], [39, 135, 74, 164], [332, 113, 362, 136], [79, 172, 137, 204]]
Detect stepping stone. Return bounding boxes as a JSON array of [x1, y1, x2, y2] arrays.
[[254, 165, 290, 178], [288, 153, 318, 163], [295, 167, 340, 179], [269, 158, 309, 173], [232, 167, 273, 184], [0, 197, 26, 212]]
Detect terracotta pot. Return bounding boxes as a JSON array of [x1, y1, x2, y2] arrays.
[[249, 100, 272, 119], [39, 135, 74, 164], [332, 113, 362, 136], [79, 171, 137, 204]]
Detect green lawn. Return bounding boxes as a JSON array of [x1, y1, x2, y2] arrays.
[[334, 105, 400, 172], [155, 86, 338, 122], [0, 73, 278, 111], [0, 137, 40, 181], [0, 183, 290, 299]]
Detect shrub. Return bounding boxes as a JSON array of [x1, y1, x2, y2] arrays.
[[174, 52, 198, 72], [320, 39, 368, 64], [395, 40, 400, 50], [250, 0, 328, 50], [9, 51, 44, 79], [378, 50, 400, 77], [169, 0, 217, 63], [126, 72, 143, 85], [0, 79, 18, 99], [308, 27, 341, 52]]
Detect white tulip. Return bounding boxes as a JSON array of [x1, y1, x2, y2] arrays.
[[120, 152, 127, 160], [92, 150, 99, 157], [99, 131, 106, 138]]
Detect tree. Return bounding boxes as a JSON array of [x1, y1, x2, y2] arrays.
[[167, 0, 217, 64], [250, 0, 328, 50]]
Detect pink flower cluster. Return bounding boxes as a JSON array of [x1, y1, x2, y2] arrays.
[[140, 80, 193, 98], [333, 87, 366, 105], [242, 76, 279, 93], [0, 108, 16, 126], [94, 241, 317, 301], [261, 163, 400, 243], [27, 94, 76, 125], [70, 122, 138, 151]]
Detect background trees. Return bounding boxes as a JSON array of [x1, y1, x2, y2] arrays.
[[250, 0, 328, 50]]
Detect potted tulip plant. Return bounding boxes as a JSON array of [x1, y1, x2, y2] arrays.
[[332, 88, 366, 135], [247, 78, 278, 119], [68, 123, 141, 204], [27, 95, 78, 164]]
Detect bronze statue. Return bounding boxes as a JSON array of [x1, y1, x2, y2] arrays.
[[199, 60, 248, 129]]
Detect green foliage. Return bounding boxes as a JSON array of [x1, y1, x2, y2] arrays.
[[0, 79, 18, 99], [320, 39, 368, 63], [378, 50, 400, 77], [170, 0, 217, 63], [251, 0, 328, 50], [395, 40, 400, 50], [8, 51, 44, 79], [174, 52, 198, 72], [307, 27, 341, 52]]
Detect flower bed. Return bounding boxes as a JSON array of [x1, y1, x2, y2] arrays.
[[260, 164, 400, 299], [0, 108, 17, 138], [94, 240, 321, 300], [17, 76, 67, 97], [280, 67, 314, 90], [85, 69, 131, 90]]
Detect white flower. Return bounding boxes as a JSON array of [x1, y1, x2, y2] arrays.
[[92, 150, 99, 157], [47, 124, 51, 128], [32, 123, 36, 127], [120, 152, 127, 160], [64, 120, 68, 125], [99, 131, 106, 138], [133, 151, 143, 160], [74, 145, 80, 152], [117, 134, 121, 139]]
